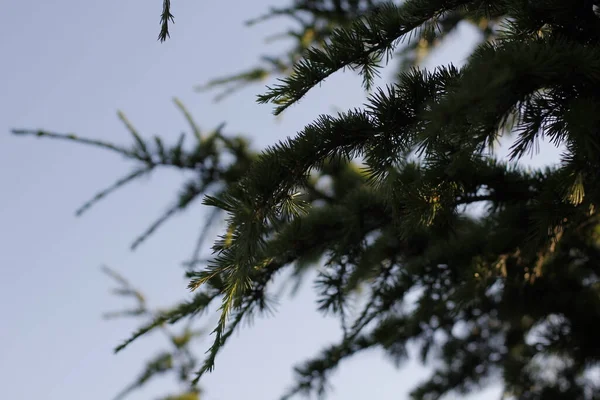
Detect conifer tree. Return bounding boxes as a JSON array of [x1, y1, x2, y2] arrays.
[[13, 0, 600, 399]]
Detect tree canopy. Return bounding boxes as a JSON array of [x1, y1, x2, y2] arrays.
[[13, 0, 600, 399]]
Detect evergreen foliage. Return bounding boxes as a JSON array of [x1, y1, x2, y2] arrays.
[[159, 0, 175, 42], [102, 266, 205, 400], [13, 0, 600, 399], [195, 0, 497, 100]]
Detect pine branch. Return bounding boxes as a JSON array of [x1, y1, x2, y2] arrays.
[[158, 0, 175, 42], [185, 207, 223, 267], [76, 168, 152, 216], [280, 335, 375, 400], [130, 178, 208, 250], [192, 260, 283, 383], [173, 97, 202, 142], [422, 38, 600, 160], [11, 129, 140, 160], [14, 104, 255, 251], [102, 266, 213, 399], [114, 290, 218, 354], [257, 0, 473, 114], [117, 110, 151, 162], [194, 68, 271, 102], [113, 352, 174, 400], [192, 298, 252, 383], [196, 65, 462, 356]]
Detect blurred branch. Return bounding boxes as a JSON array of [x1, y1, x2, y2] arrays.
[[102, 266, 210, 400], [12, 104, 254, 251]]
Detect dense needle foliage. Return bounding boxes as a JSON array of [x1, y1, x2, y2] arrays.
[[13, 0, 600, 399]]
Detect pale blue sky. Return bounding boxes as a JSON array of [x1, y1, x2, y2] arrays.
[[1, 1, 560, 400]]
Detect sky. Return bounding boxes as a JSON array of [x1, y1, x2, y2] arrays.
[[1, 1, 563, 400]]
